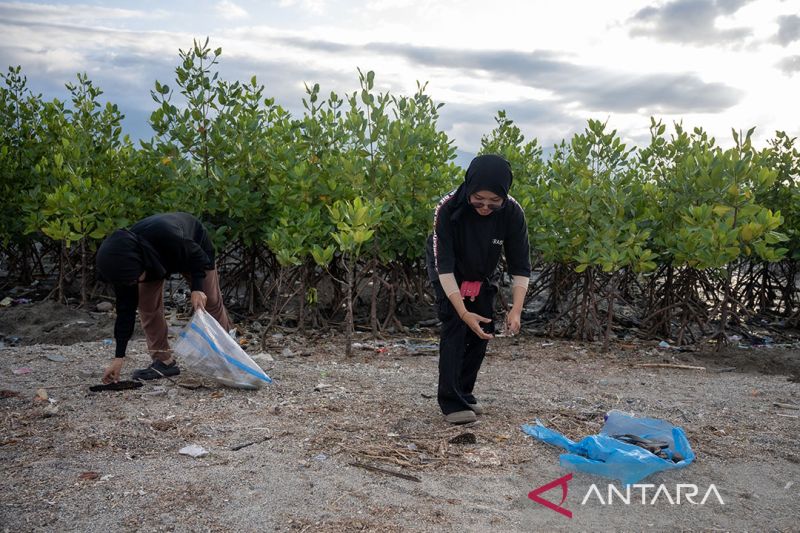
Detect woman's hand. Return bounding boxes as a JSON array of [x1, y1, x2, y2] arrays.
[[462, 311, 493, 340], [103, 358, 124, 384], [191, 290, 207, 311], [506, 308, 521, 335]]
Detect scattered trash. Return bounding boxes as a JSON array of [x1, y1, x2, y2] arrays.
[[42, 404, 59, 417], [612, 434, 683, 462], [45, 354, 66, 363], [393, 339, 439, 355], [314, 453, 328, 462], [12, 367, 31, 375], [88, 381, 144, 393], [281, 347, 295, 358], [521, 410, 695, 485], [0, 296, 12, 307], [12, 298, 31, 306], [658, 340, 671, 348], [750, 336, 773, 346], [79, 472, 100, 481], [102, 339, 114, 346], [178, 444, 208, 458], [100, 474, 114, 482], [95, 301, 113, 312], [314, 383, 332, 392], [449, 432, 477, 445], [141, 386, 168, 397], [173, 309, 272, 389], [6, 337, 21, 347], [541, 342, 554, 347], [34, 388, 48, 402], [407, 443, 418, 451]]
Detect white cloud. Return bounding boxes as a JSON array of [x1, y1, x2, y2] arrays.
[[0, 0, 796, 151], [0, 1, 164, 25], [277, 0, 327, 15], [215, 0, 248, 20]]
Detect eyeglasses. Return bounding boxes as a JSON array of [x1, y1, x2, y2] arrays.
[[469, 199, 505, 211]]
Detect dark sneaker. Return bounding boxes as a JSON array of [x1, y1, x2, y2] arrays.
[[444, 410, 477, 424], [132, 360, 180, 381], [468, 402, 484, 415]]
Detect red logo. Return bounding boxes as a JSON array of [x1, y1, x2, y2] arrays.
[[528, 473, 573, 518]]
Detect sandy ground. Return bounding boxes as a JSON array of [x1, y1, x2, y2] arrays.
[[1, 308, 799, 532]]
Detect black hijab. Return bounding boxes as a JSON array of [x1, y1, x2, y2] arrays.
[[452, 154, 513, 219], [96, 229, 166, 284]]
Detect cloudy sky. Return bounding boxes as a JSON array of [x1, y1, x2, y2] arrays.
[[1, 0, 798, 164]]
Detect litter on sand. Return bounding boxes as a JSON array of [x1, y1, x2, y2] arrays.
[[179, 444, 209, 458], [522, 410, 695, 485]]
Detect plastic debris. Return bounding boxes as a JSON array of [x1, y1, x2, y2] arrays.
[[102, 339, 114, 345], [12, 367, 32, 375], [522, 410, 695, 485], [179, 444, 209, 458], [45, 354, 66, 363], [0, 297, 12, 307], [658, 340, 671, 348]]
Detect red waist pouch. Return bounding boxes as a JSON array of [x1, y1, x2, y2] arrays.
[[459, 280, 482, 298]]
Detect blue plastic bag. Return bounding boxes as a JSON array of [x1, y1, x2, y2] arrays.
[[521, 410, 695, 485]]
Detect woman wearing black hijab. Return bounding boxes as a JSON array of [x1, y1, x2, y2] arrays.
[[95, 212, 232, 383], [426, 155, 531, 424]]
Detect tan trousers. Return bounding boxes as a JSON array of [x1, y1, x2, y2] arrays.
[[138, 269, 232, 362]]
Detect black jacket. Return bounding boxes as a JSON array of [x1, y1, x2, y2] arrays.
[[426, 190, 531, 284], [96, 212, 215, 357], [426, 155, 531, 286]]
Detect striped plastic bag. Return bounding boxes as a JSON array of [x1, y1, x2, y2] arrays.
[[174, 309, 272, 389]]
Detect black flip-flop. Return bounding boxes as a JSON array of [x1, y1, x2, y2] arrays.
[[89, 380, 144, 392]]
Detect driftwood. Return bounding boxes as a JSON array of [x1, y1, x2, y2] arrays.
[[348, 461, 421, 482]]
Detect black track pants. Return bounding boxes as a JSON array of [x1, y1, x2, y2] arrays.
[[434, 281, 496, 415]]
